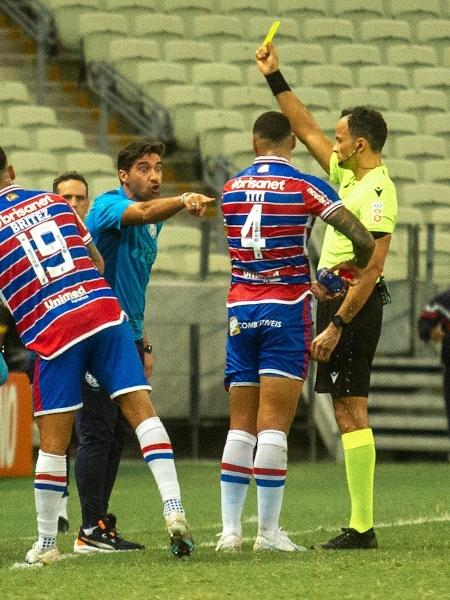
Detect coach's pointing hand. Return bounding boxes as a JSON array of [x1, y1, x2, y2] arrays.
[[181, 193, 215, 217]]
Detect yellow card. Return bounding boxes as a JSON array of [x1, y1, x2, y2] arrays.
[[263, 20, 281, 46]]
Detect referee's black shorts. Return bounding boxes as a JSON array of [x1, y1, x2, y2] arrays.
[[314, 287, 383, 399]]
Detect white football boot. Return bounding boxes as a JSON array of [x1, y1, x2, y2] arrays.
[[215, 532, 242, 552], [26, 541, 61, 565], [165, 512, 195, 558], [253, 529, 307, 552]]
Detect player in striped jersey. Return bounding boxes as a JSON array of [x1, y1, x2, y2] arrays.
[[0, 147, 200, 564], [216, 112, 374, 552]]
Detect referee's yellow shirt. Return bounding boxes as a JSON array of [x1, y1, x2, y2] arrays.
[[318, 153, 398, 270]]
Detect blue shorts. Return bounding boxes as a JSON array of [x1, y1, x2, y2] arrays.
[[224, 299, 312, 390], [33, 322, 151, 416]]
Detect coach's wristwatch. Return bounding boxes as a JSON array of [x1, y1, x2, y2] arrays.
[[143, 343, 153, 354], [331, 314, 348, 329]]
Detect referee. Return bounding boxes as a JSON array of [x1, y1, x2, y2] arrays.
[[257, 43, 398, 549]]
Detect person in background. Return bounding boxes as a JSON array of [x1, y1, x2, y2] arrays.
[[418, 288, 450, 441], [256, 43, 397, 550], [217, 111, 374, 552]]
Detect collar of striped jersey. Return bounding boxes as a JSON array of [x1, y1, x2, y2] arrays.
[[253, 155, 293, 166], [0, 184, 22, 196]]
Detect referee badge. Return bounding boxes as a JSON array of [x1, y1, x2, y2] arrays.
[[229, 316, 241, 336]]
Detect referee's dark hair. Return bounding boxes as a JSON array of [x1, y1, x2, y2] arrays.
[[53, 171, 89, 196], [117, 140, 165, 173], [341, 106, 388, 153], [253, 111, 292, 143]]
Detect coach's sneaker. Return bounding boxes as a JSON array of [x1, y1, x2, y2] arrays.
[[105, 513, 145, 551], [74, 519, 118, 553], [311, 527, 378, 550], [253, 529, 306, 552], [165, 512, 195, 558], [215, 533, 242, 552], [26, 542, 60, 565]]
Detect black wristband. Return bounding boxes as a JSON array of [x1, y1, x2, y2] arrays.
[[265, 70, 291, 96]]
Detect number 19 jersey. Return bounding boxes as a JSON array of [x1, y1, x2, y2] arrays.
[[0, 185, 124, 359], [222, 156, 343, 306]]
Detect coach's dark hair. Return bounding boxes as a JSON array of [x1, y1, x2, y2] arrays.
[[253, 111, 292, 143], [117, 140, 165, 172], [0, 146, 8, 173], [341, 106, 387, 152], [52, 171, 89, 196]]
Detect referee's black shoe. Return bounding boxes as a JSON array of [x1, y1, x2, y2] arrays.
[[311, 527, 378, 550], [105, 513, 145, 551]]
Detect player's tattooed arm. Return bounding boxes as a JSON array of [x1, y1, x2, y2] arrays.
[[325, 206, 375, 268], [86, 241, 104, 274]]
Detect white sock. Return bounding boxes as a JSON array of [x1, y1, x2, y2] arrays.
[[135, 417, 182, 509], [34, 450, 67, 551], [58, 495, 68, 520], [254, 430, 287, 538], [220, 429, 256, 537]]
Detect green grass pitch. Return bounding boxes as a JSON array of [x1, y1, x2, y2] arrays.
[[1, 461, 449, 600]]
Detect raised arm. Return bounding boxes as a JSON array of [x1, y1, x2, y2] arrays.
[[325, 206, 375, 271], [121, 193, 215, 226], [256, 43, 334, 173]]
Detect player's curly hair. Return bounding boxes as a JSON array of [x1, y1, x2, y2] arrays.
[[117, 140, 165, 172], [341, 106, 387, 152], [253, 111, 292, 143]]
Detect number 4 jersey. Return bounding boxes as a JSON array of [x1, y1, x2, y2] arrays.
[[222, 156, 343, 306], [0, 185, 124, 359]]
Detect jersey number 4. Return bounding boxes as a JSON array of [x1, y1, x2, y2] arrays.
[[241, 204, 266, 259], [17, 220, 75, 285]]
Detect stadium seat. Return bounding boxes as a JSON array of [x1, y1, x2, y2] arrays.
[[157, 224, 201, 250], [221, 86, 273, 128], [332, 0, 384, 20], [397, 89, 448, 113], [360, 19, 411, 44], [88, 175, 118, 199], [44, 0, 102, 51], [130, 62, 187, 104], [246, 65, 298, 87], [6, 106, 59, 133], [385, 159, 418, 184], [164, 41, 215, 68], [445, 46, 450, 67], [105, 38, 160, 72], [35, 128, 86, 169], [396, 135, 447, 161], [35, 174, 56, 192], [153, 249, 200, 278], [62, 151, 116, 177], [194, 109, 245, 158], [425, 207, 450, 226], [218, 0, 270, 19], [414, 68, 450, 91], [387, 45, 438, 68], [278, 0, 328, 18], [220, 41, 260, 70], [383, 112, 418, 136], [102, 0, 159, 21], [292, 87, 333, 112], [247, 17, 299, 43], [132, 14, 185, 41], [338, 88, 390, 111], [303, 18, 355, 44], [423, 160, 450, 184], [161, 0, 213, 20], [395, 206, 423, 225], [400, 183, 450, 209], [389, 0, 441, 20], [9, 151, 59, 177], [417, 20, 450, 45], [277, 43, 326, 67], [0, 81, 31, 109], [79, 12, 129, 63], [0, 127, 31, 153], [331, 44, 381, 66], [192, 64, 243, 104], [359, 66, 409, 90], [191, 15, 244, 45], [222, 131, 255, 172], [163, 85, 215, 150], [303, 65, 353, 90], [208, 253, 231, 277], [423, 113, 450, 138], [315, 111, 340, 137]]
